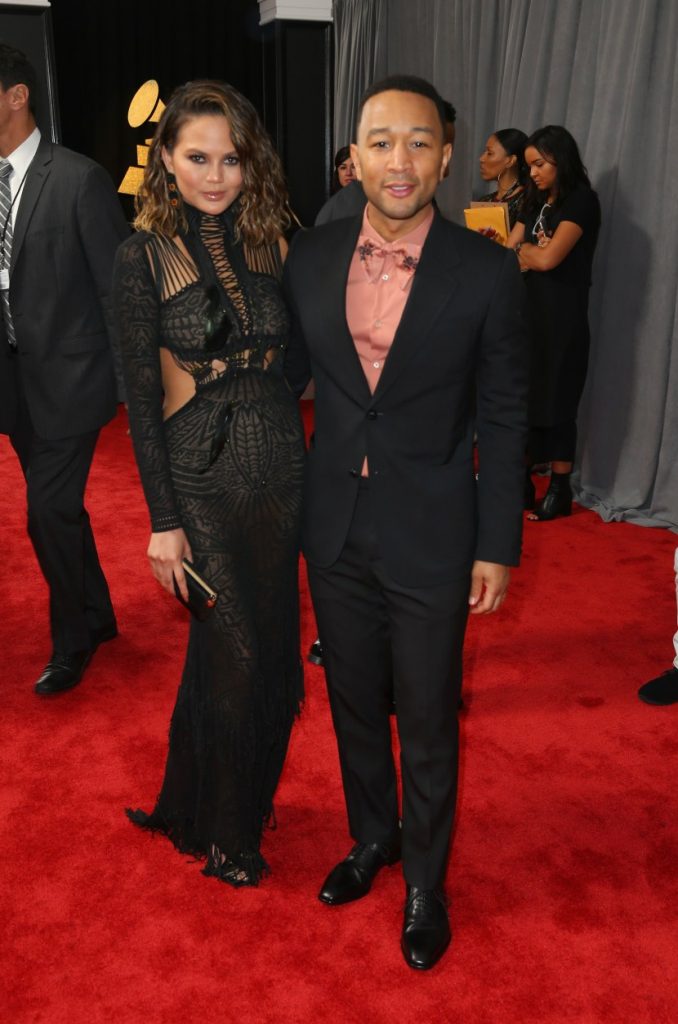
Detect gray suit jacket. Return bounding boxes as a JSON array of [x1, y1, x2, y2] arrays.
[[0, 139, 130, 439]]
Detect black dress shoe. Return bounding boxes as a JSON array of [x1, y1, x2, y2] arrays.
[[34, 650, 94, 695], [638, 667, 678, 705], [319, 838, 401, 905], [401, 886, 451, 970], [308, 638, 324, 666]]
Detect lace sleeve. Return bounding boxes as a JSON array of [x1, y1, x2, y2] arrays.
[[112, 233, 182, 533]]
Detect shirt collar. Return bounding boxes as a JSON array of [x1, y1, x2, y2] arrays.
[[359, 203, 434, 249], [5, 126, 41, 191]]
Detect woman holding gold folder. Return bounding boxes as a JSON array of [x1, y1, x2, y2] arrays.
[[508, 125, 600, 521], [113, 81, 305, 887], [478, 128, 527, 227]]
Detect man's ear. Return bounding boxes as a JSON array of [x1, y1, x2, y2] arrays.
[[350, 142, 362, 182], [8, 83, 29, 112], [440, 142, 453, 181]]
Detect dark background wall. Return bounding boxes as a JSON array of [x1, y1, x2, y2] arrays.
[[19, 0, 332, 224]]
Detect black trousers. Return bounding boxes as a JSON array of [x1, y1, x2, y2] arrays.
[[308, 481, 470, 890], [528, 419, 577, 463], [8, 374, 115, 655]]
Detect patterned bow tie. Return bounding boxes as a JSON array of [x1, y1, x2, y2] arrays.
[[357, 235, 421, 288]]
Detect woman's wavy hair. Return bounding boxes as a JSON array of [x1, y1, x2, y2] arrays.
[[134, 79, 290, 245], [494, 128, 528, 186], [523, 124, 591, 217]]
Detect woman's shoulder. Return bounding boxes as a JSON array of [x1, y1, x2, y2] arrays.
[[116, 230, 191, 280], [116, 229, 156, 262], [561, 185, 600, 215]]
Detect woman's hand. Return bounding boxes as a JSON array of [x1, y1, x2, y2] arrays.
[[147, 528, 193, 600]]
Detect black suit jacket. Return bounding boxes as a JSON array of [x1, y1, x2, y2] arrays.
[[284, 210, 528, 587], [0, 139, 130, 440]]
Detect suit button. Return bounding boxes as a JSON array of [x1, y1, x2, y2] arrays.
[[367, 410, 378, 420]]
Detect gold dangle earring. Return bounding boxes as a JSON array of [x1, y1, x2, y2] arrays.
[[166, 171, 179, 207]]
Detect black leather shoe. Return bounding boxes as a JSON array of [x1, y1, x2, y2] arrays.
[[638, 667, 678, 705], [308, 638, 324, 666], [34, 650, 94, 695], [401, 886, 451, 970], [318, 838, 401, 905]]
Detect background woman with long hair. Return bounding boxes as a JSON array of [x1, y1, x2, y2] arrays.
[[508, 125, 601, 520], [113, 80, 305, 887]]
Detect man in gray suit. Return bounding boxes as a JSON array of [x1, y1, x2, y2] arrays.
[[0, 45, 129, 694]]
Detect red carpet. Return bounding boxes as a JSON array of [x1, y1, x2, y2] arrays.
[[1, 406, 677, 1024]]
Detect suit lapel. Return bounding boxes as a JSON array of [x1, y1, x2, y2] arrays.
[[371, 213, 462, 403], [11, 140, 52, 272], [322, 215, 373, 404]]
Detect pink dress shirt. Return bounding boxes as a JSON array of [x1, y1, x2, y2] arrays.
[[346, 205, 434, 473]]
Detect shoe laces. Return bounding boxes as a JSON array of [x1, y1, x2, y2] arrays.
[[405, 887, 447, 914], [348, 841, 391, 868]]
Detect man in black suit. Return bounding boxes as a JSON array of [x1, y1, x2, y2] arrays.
[[0, 45, 129, 694], [284, 76, 527, 969], [308, 99, 457, 670]]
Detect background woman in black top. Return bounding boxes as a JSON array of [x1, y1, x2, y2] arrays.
[[508, 125, 601, 521], [113, 81, 305, 887]]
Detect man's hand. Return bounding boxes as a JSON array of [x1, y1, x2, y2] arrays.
[[147, 528, 193, 600], [468, 560, 510, 615]]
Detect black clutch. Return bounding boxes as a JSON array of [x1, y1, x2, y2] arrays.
[[173, 559, 218, 621]]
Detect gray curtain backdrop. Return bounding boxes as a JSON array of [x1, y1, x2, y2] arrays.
[[332, 0, 678, 529]]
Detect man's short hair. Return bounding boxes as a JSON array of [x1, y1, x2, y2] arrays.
[[356, 75, 448, 137], [0, 43, 37, 115], [442, 101, 456, 126]]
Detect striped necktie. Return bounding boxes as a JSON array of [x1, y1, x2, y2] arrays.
[[0, 158, 15, 347]]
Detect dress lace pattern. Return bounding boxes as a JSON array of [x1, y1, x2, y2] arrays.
[[113, 205, 304, 885]]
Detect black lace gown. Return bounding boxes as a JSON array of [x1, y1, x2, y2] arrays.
[[113, 204, 305, 885]]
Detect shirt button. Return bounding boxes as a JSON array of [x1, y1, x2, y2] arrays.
[[382, 274, 389, 281], [373, 361, 380, 369]]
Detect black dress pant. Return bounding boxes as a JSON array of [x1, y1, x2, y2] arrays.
[[9, 377, 115, 655], [308, 481, 470, 891]]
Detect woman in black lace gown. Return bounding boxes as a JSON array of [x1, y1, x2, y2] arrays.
[[113, 81, 304, 886]]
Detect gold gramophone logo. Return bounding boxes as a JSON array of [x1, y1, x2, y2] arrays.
[[119, 80, 166, 195]]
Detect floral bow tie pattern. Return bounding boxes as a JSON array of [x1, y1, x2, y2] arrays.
[[357, 235, 421, 288]]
